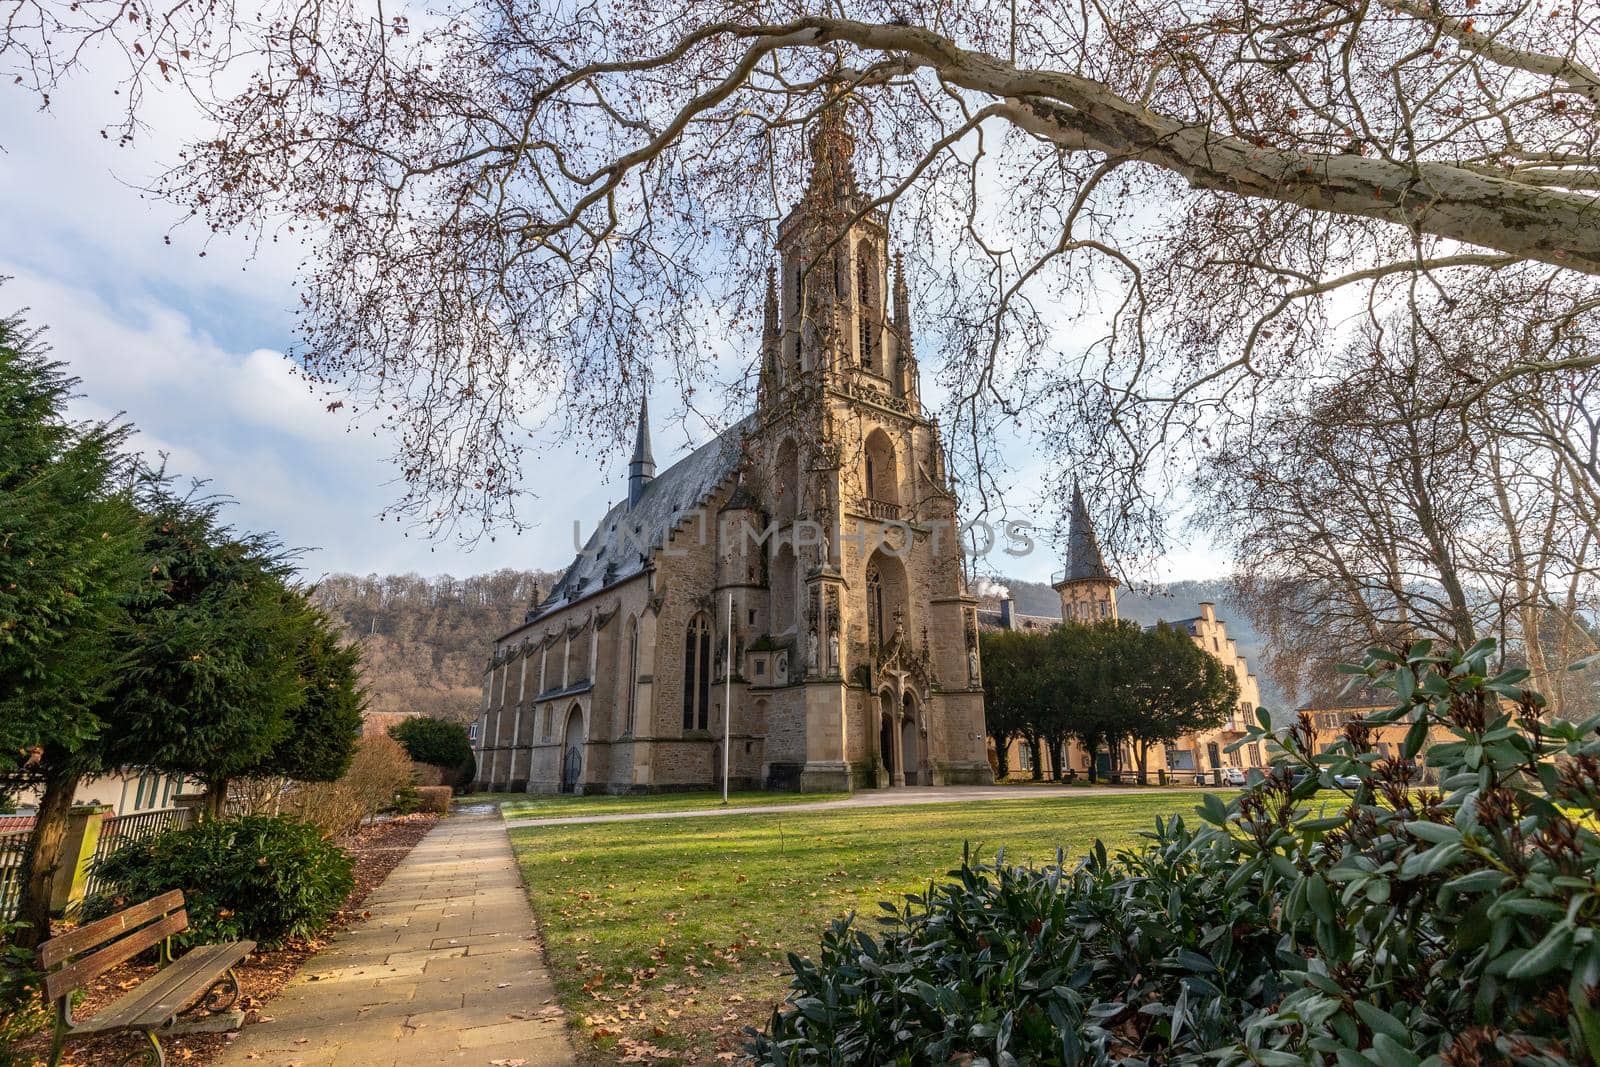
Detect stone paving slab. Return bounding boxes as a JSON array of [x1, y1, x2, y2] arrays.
[[214, 814, 575, 1067]]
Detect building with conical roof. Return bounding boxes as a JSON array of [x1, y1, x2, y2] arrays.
[[1053, 483, 1119, 623], [470, 102, 992, 794], [984, 491, 1266, 783]]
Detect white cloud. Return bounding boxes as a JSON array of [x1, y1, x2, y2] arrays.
[[0, 64, 1235, 586]]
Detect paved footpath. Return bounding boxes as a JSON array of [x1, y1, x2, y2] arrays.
[[214, 813, 575, 1067], [502, 783, 1189, 829]]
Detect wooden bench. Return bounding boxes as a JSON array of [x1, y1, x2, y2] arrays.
[[36, 889, 254, 1067]]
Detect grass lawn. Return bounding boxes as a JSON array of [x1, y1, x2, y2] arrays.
[[508, 789, 1235, 1065], [497, 789, 850, 821]]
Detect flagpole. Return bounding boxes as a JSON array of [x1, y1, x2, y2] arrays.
[[723, 589, 733, 805]]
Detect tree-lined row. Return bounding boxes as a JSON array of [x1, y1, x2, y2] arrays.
[[980, 620, 1239, 781], [0, 313, 364, 948]]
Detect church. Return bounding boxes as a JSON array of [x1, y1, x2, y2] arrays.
[[470, 109, 993, 794]]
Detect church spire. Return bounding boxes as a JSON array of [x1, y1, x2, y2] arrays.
[[803, 96, 861, 206], [627, 393, 655, 508]]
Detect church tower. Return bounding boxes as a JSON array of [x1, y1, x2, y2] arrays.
[[1053, 484, 1118, 622], [766, 105, 921, 402], [749, 97, 989, 791]]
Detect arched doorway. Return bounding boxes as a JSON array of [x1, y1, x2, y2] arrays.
[[560, 705, 585, 794], [901, 693, 920, 787]]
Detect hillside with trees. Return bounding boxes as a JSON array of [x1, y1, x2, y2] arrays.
[[311, 570, 558, 722]]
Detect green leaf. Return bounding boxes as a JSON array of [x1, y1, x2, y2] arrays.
[[1306, 874, 1335, 925], [1444, 869, 1507, 894], [1354, 1001, 1408, 1043], [1371, 1033, 1421, 1066], [1402, 718, 1429, 760], [1508, 924, 1573, 980], [1403, 821, 1462, 845]]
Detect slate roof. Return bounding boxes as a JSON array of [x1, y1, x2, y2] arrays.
[[1065, 483, 1113, 583], [530, 416, 753, 620]]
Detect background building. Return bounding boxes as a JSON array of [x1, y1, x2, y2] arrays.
[[981, 493, 1265, 780]]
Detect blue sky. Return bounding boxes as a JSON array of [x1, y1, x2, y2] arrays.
[[0, 71, 1226, 587]]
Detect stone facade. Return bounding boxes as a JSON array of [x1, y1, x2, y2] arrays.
[[472, 108, 992, 794]]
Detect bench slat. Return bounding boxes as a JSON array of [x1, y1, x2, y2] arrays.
[[69, 941, 253, 1035], [129, 941, 254, 1030], [72, 944, 234, 1034], [39, 890, 185, 968], [44, 911, 186, 1004]]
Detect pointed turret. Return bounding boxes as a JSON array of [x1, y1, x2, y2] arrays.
[[891, 250, 919, 401], [1066, 483, 1111, 581], [893, 251, 912, 336], [763, 264, 779, 342], [1054, 482, 1118, 622], [759, 265, 780, 403], [627, 394, 655, 508]]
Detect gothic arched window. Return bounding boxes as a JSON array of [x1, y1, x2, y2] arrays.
[[622, 615, 639, 736], [682, 613, 712, 731]]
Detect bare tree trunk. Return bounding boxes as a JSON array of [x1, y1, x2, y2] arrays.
[[991, 733, 1011, 780], [204, 777, 229, 821], [1488, 445, 1552, 698], [16, 765, 80, 950], [1401, 435, 1476, 645]]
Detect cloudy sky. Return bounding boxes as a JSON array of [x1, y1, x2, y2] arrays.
[[1, 70, 1226, 588]]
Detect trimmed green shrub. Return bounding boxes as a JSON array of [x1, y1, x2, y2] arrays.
[[754, 820, 1282, 1064], [414, 786, 452, 813], [85, 814, 354, 947], [754, 640, 1600, 1064], [388, 716, 474, 784]]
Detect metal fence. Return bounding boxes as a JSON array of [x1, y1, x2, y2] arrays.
[[81, 807, 192, 902], [0, 822, 31, 922], [0, 807, 193, 921]]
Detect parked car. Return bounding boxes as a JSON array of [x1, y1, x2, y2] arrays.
[[1219, 766, 1248, 787], [1332, 772, 1364, 788]]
